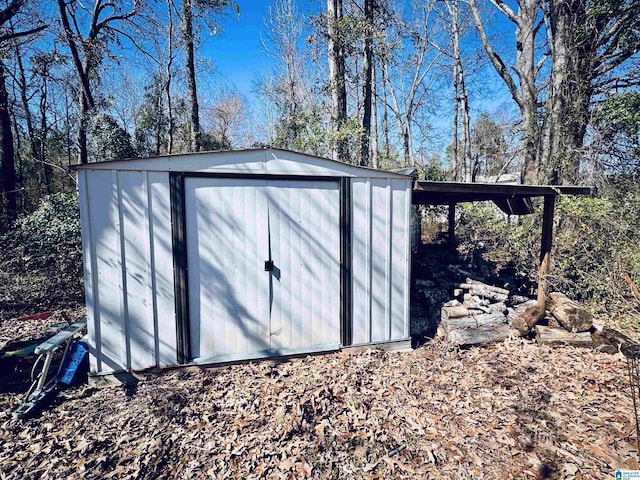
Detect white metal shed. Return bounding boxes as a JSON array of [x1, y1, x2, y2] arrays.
[[75, 148, 412, 376]]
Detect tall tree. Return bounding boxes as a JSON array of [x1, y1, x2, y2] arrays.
[[135, 78, 168, 156], [0, 0, 46, 223], [541, 0, 640, 184], [380, 0, 445, 166], [0, 59, 15, 222], [28, 51, 65, 194], [445, 0, 472, 181], [11, 32, 43, 191], [260, 0, 310, 150], [370, 59, 378, 168], [327, 0, 348, 162], [181, 0, 199, 152], [179, 0, 239, 153], [57, 0, 139, 164], [468, 0, 544, 183], [165, 0, 177, 154], [359, 0, 374, 166]]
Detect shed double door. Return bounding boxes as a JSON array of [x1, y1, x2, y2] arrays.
[[184, 177, 341, 362]]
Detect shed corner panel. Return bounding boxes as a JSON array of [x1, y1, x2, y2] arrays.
[[349, 176, 412, 346]]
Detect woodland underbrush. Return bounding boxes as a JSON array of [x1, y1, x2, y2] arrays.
[[452, 175, 640, 334]]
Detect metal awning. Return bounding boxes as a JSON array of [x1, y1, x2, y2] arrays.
[[413, 181, 591, 205], [413, 181, 591, 215]]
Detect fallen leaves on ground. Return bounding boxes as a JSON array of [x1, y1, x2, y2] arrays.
[[0, 315, 636, 479]]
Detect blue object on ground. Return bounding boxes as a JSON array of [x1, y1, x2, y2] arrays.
[[58, 341, 88, 385]]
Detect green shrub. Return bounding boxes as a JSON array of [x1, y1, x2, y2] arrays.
[[553, 186, 640, 318], [0, 193, 84, 319]]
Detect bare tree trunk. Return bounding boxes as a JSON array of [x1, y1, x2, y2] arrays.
[[58, 0, 92, 165], [13, 42, 43, 185], [38, 70, 51, 192], [64, 91, 72, 166], [460, 81, 472, 182], [327, 0, 347, 162], [517, 0, 539, 183], [449, 1, 460, 180], [0, 60, 16, 222], [182, 0, 201, 152], [382, 61, 412, 166], [154, 88, 162, 156], [10, 109, 21, 197], [166, 76, 174, 154], [370, 59, 378, 169], [360, 0, 373, 166], [353, 55, 361, 121], [448, 0, 472, 181], [57, 0, 94, 113], [452, 74, 459, 180], [166, 0, 175, 154], [381, 59, 390, 162], [403, 119, 412, 165], [78, 93, 89, 165]]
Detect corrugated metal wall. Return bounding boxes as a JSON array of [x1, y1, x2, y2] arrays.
[[351, 178, 411, 344], [78, 169, 177, 374]]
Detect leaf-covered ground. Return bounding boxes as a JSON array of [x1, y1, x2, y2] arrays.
[[0, 312, 637, 479]]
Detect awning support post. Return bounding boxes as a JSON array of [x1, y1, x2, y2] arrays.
[[448, 203, 456, 251], [537, 195, 556, 308]]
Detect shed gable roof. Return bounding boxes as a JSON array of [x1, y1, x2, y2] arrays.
[[73, 147, 410, 179]]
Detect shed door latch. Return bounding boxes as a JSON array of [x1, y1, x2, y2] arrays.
[[264, 260, 274, 272]]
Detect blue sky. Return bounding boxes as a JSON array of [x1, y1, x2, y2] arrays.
[[201, 2, 274, 98]]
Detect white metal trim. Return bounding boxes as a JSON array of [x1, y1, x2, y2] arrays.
[[346, 337, 412, 349], [404, 185, 412, 338], [367, 179, 373, 343], [114, 171, 130, 370], [386, 179, 393, 340], [78, 170, 101, 373], [73, 149, 412, 179]]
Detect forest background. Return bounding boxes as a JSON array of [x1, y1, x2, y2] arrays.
[[0, 0, 638, 331]]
